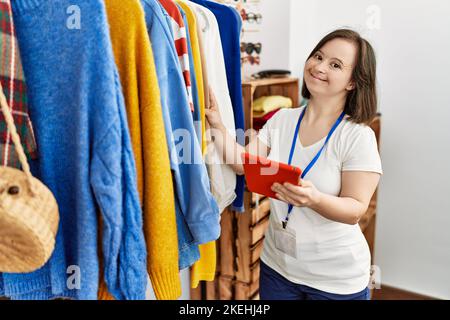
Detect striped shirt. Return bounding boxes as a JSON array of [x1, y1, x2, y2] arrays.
[[159, 0, 194, 112]]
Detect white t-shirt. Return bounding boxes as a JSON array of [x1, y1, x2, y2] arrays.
[[258, 106, 383, 295], [189, 1, 237, 213]]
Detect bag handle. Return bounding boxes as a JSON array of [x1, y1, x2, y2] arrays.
[[0, 82, 35, 195]]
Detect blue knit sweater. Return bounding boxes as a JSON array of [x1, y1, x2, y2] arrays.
[[0, 0, 147, 300], [141, 0, 220, 250]]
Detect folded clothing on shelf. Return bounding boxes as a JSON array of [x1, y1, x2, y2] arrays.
[[253, 107, 281, 131], [253, 95, 292, 114]]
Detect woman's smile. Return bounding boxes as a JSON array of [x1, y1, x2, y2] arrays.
[[309, 71, 327, 82]]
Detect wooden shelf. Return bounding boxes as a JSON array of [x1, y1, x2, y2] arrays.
[[359, 115, 382, 259], [242, 77, 300, 87], [230, 78, 301, 298], [241, 77, 300, 136]]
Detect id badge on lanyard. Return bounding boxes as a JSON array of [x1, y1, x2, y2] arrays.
[[281, 106, 345, 229], [273, 222, 297, 258]]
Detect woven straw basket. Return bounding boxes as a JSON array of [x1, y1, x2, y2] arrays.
[[0, 83, 59, 273]]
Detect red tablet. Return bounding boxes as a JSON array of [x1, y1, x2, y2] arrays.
[[242, 153, 302, 199]]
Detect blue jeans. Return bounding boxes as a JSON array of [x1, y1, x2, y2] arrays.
[[259, 260, 370, 300]]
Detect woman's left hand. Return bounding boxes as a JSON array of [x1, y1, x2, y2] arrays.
[[271, 179, 322, 208]]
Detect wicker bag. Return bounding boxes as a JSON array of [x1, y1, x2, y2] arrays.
[[0, 83, 59, 273]]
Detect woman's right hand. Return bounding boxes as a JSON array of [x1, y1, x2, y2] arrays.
[[205, 87, 225, 130], [204, 87, 247, 175]]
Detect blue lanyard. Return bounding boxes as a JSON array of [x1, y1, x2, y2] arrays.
[[282, 106, 345, 229]]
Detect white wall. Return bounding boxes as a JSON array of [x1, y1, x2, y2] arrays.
[[241, 0, 291, 79], [366, 0, 450, 299], [287, 0, 450, 299]]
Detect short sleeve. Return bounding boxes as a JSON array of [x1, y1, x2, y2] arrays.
[[342, 126, 383, 174], [257, 109, 285, 148]]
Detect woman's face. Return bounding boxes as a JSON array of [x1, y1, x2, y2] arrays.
[[304, 38, 357, 98]]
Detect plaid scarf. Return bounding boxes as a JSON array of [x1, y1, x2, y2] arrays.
[[0, 0, 37, 168]]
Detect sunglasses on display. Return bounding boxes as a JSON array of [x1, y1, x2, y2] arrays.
[[240, 42, 262, 55], [241, 55, 260, 65], [240, 9, 262, 23]]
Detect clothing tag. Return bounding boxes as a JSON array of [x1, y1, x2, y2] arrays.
[[273, 223, 297, 258]]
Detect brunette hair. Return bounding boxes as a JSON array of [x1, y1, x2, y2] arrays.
[[301, 29, 377, 124]]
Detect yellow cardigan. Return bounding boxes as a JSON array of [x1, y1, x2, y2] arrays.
[[176, 0, 206, 155], [101, 0, 181, 300], [176, 0, 217, 289]]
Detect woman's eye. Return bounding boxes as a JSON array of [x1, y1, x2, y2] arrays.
[[332, 63, 341, 69], [313, 53, 322, 60]]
